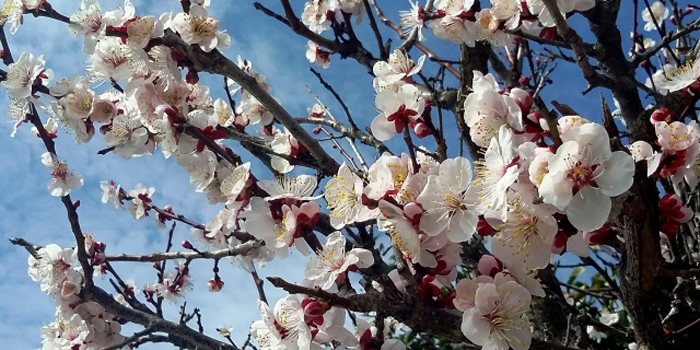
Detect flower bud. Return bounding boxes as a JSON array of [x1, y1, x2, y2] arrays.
[[518, 76, 530, 86], [477, 255, 503, 277], [186, 69, 199, 84], [208, 277, 224, 292], [182, 240, 193, 249], [413, 122, 431, 138], [302, 299, 328, 322], [403, 202, 423, 221], [539, 27, 558, 41], [650, 107, 672, 123]]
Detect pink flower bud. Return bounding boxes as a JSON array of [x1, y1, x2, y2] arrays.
[[670, 16, 676, 25], [413, 122, 431, 138], [312, 127, 321, 134], [684, 7, 693, 15], [186, 69, 199, 84], [208, 277, 224, 292], [182, 240, 193, 249], [477, 255, 503, 277], [73, 200, 81, 208], [302, 299, 327, 322], [403, 202, 423, 221]]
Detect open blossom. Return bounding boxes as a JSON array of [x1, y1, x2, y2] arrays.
[[128, 183, 155, 220], [103, 110, 149, 159], [417, 157, 479, 242], [325, 163, 375, 229], [463, 72, 523, 147], [28, 244, 82, 296], [2, 52, 52, 99], [656, 60, 700, 93], [126, 15, 165, 48], [461, 277, 532, 350], [373, 49, 425, 91], [301, 0, 335, 33], [252, 297, 312, 350], [41, 152, 83, 197], [100, 181, 123, 209], [69, 0, 105, 53], [306, 41, 331, 69], [371, 84, 425, 141], [399, 1, 425, 42], [539, 123, 635, 231], [472, 125, 521, 218], [257, 174, 320, 201], [526, 0, 595, 27], [430, 0, 480, 46], [88, 38, 134, 83], [305, 232, 374, 289], [491, 0, 523, 30], [641, 1, 669, 32], [487, 194, 558, 270], [172, 5, 228, 52]]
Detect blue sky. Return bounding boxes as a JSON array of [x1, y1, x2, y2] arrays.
[[0, 0, 691, 348]]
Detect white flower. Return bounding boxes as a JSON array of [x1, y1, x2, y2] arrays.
[[305, 232, 374, 289], [100, 181, 122, 209], [472, 125, 521, 218], [302, 0, 335, 33], [599, 310, 619, 326], [463, 73, 523, 147], [325, 163, 374, 229], [176, 150, 217, 193], [88, 38, 134, 83], [373, 50, 425, 91], [587, 325, 607, 342], [257, 174, 320, 201], [41, 152, 83, 197], [2, 52, 52, 99], [254, 297, 313, 350], [127, 183, 155, 220], [69, 0, 105, 53], [399, 1, 425, 42], [127, 15, 165, 48], [220, 162, 251, 206], [103, 111, 149, 159], [28, 244, 82, 296], [378, 200, 423, 264], [430, 0, 480, 46], [487, 195, 557, 270], [642, 1, 669, 32], [526, 0, 577, 27], [306, 41, 331, 69], [461, 278, 532, 350], [539, 123, 635, 231], [371, 84, 425, 141], [491, 0, 523, 30], [656, 60, 700, 93], [172, 5, 221, 52], [417, 157, 479, 242]]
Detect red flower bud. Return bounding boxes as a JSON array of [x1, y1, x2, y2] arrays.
[[186, 69, 199, 84], [413, 122, 431, 138], [182, 240, 193, 249], [651, 107, 672, 123], [518, 76, 530, 86]]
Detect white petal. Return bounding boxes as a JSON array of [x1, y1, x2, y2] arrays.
[[566, 187, 611, 232]]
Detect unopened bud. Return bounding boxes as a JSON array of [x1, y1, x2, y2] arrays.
[[651, 107, 672, 123], [403, 202, 423, 221], [208, 277, 224, 292], [684, 7, 693, 15], [539, 27, 558, 41], [670, 15, 676, 25], [518, 76, 530, 86], [312, 127, 321, 134], [413, 122, 431, 138], [477, 255, 503, 277], [182, 240, 193, 249], [186, 69, 199, 84], [73, 200, 81, 208]]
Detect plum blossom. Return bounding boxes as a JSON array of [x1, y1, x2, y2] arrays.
[[430, 0, 480, 46], [306, 41, 331, 69], [373, 49, 425, 91], [399, 1, 425, 42], [103, 110, 150, 159], [539, 123, 635, 231], [41, 152, 83, 197], [301, 0, 336, 34], [642, 1, 669, 32], [461, 278, 532, 350], [100, 181, 122, 209], [463, 72, 523, 147], [28, 244, 82, 296], [587, 325, 607, 342], [526, 0, 595, 28], [127, 183, 155, 220], [126, 15, 165, 48], [471, 125, 521, 217], [487, 194, 558, 269], [257, 174, 320, 201], [2, 52, 52, 99], [325, 163, 375, 229], [371, 84, 425, 141], [252, 296, 313, 350], [657, 60, 700, 94], [417, 157, 479, 242], [305, 232, 374, 289], [172, 5, 229, 52]]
